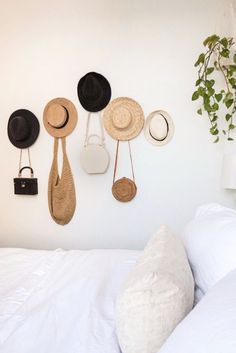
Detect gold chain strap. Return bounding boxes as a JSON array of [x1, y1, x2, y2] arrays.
[[18, 148, 32, 175]]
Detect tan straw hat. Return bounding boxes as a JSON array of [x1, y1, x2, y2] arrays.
[[144, 110, 174, 146], [103, 97, 144, 141], [43, 98, 77, 137]]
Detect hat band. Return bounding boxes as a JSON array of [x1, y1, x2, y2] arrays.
[[149, 115, 169, 141], [53, 106, 69, 129]]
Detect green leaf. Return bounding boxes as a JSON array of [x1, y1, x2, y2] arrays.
[[225, 99, 233, 108], [226, 114, 232, 121], [210, 123, 217, 130], [210, 128, 219, 135], [205, 80, 213, 89], [195, 78, 202, 86], [220, 37, 228, 47], [212, 103, 219, 111], [227, 137, 234, 141], [210, 123, 217, 132], [229, 65, 236, 72], [197, 108, 202, 115], [207, 87, 215, 96], [192, 91, 199, 101], [229, 78, 236, 87], [206, 67, 214, 75], [222, 130, 226, 135], [194, 53, 205, 67], [233, 54, 236, 63], [214, 60, 219, 69], [204, 102, 212, 112], [215, 93, 222, 102], [198, 86, 205, 96], [203, 34, 220, 47], [203, 94, 212, 111], [221, 48, 230, 58], [214, 136, 219, 143], [225, 92, 233, 101], [211, 115, 217, 122], [205, 80, 215, 88], [229, 124, 236, 130]]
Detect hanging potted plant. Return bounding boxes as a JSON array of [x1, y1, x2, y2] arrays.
[[192, 34, 236, 142]]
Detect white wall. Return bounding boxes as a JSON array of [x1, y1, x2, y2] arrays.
[[0, 0, 235, 250]]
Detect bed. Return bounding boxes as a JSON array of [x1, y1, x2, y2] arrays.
[[0, 248, 140, 353], [1, 203, 236, 353]]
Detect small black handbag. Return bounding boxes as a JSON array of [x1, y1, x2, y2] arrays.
[[14, 166, 38, 195]]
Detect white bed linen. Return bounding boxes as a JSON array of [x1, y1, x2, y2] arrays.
[[0, 248, 140, 353], [159, 268, 236, 353]]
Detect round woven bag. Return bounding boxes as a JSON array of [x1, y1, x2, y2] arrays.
[[112, 177, 137, 202]]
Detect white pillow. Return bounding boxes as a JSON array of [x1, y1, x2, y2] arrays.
[[159, 268, 236, 353], [116, 226, 194, 353], [183, 203, 236, 295]]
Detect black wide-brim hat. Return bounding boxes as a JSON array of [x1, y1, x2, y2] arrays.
[[8, 109, 40, 149], [77, 72, 112, 112]]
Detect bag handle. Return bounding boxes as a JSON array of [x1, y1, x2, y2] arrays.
[[53, 136, 66, 157], [52, 137, 69, 180], [84, 112, 105, 147], [113, 140, 135, 184], [18, 148, 32, 173], [18, 166, 34, 178], [86, 134, 104, 145]]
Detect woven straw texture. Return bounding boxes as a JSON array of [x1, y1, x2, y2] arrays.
[[103, 97, 144, 141], [112, 177, 137, 202], [43, 97, 77, 138], [48, 137, 76, 225]]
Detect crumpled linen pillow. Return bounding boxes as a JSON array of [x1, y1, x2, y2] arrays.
[[116, 225, 194, 353]]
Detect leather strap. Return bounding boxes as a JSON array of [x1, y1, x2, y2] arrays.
[[84, 112, 105, 147], [113, 140, 135, 184]]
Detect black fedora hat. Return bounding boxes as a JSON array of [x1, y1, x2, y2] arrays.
[[8, 109, 40, 148], [77, 72, 112, 112]]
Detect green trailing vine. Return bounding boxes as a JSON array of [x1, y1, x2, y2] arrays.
[[192, 34, 236, 142]]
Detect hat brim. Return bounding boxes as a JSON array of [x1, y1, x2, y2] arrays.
[[43, 98, 78, 138], [103, 97, 144, 141], [77, 72, 112, 112], [144, 110, 174, 146], [8, 109, 40, 149]]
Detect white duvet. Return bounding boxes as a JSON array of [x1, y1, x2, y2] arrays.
[[0, 248, 140, 353]]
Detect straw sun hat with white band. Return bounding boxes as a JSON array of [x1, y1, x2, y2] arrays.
[[103, 97, 144, 141]]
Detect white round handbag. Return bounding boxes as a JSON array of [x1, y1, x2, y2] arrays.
[[80, 113, 110, 174], [80, 134, 110, 174]]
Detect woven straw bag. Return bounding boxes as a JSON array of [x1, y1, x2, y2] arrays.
[[48, 137, 76, 225], [112, 141, 137, 202]]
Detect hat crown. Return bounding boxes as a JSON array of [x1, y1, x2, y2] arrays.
[[47, 104, 68, 129], [43, 97, 77, 138], [112, 107, 132, 130], [82, 75, 102, 101], [149, 114, 168, 140], [10, 116, 30, 141]]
